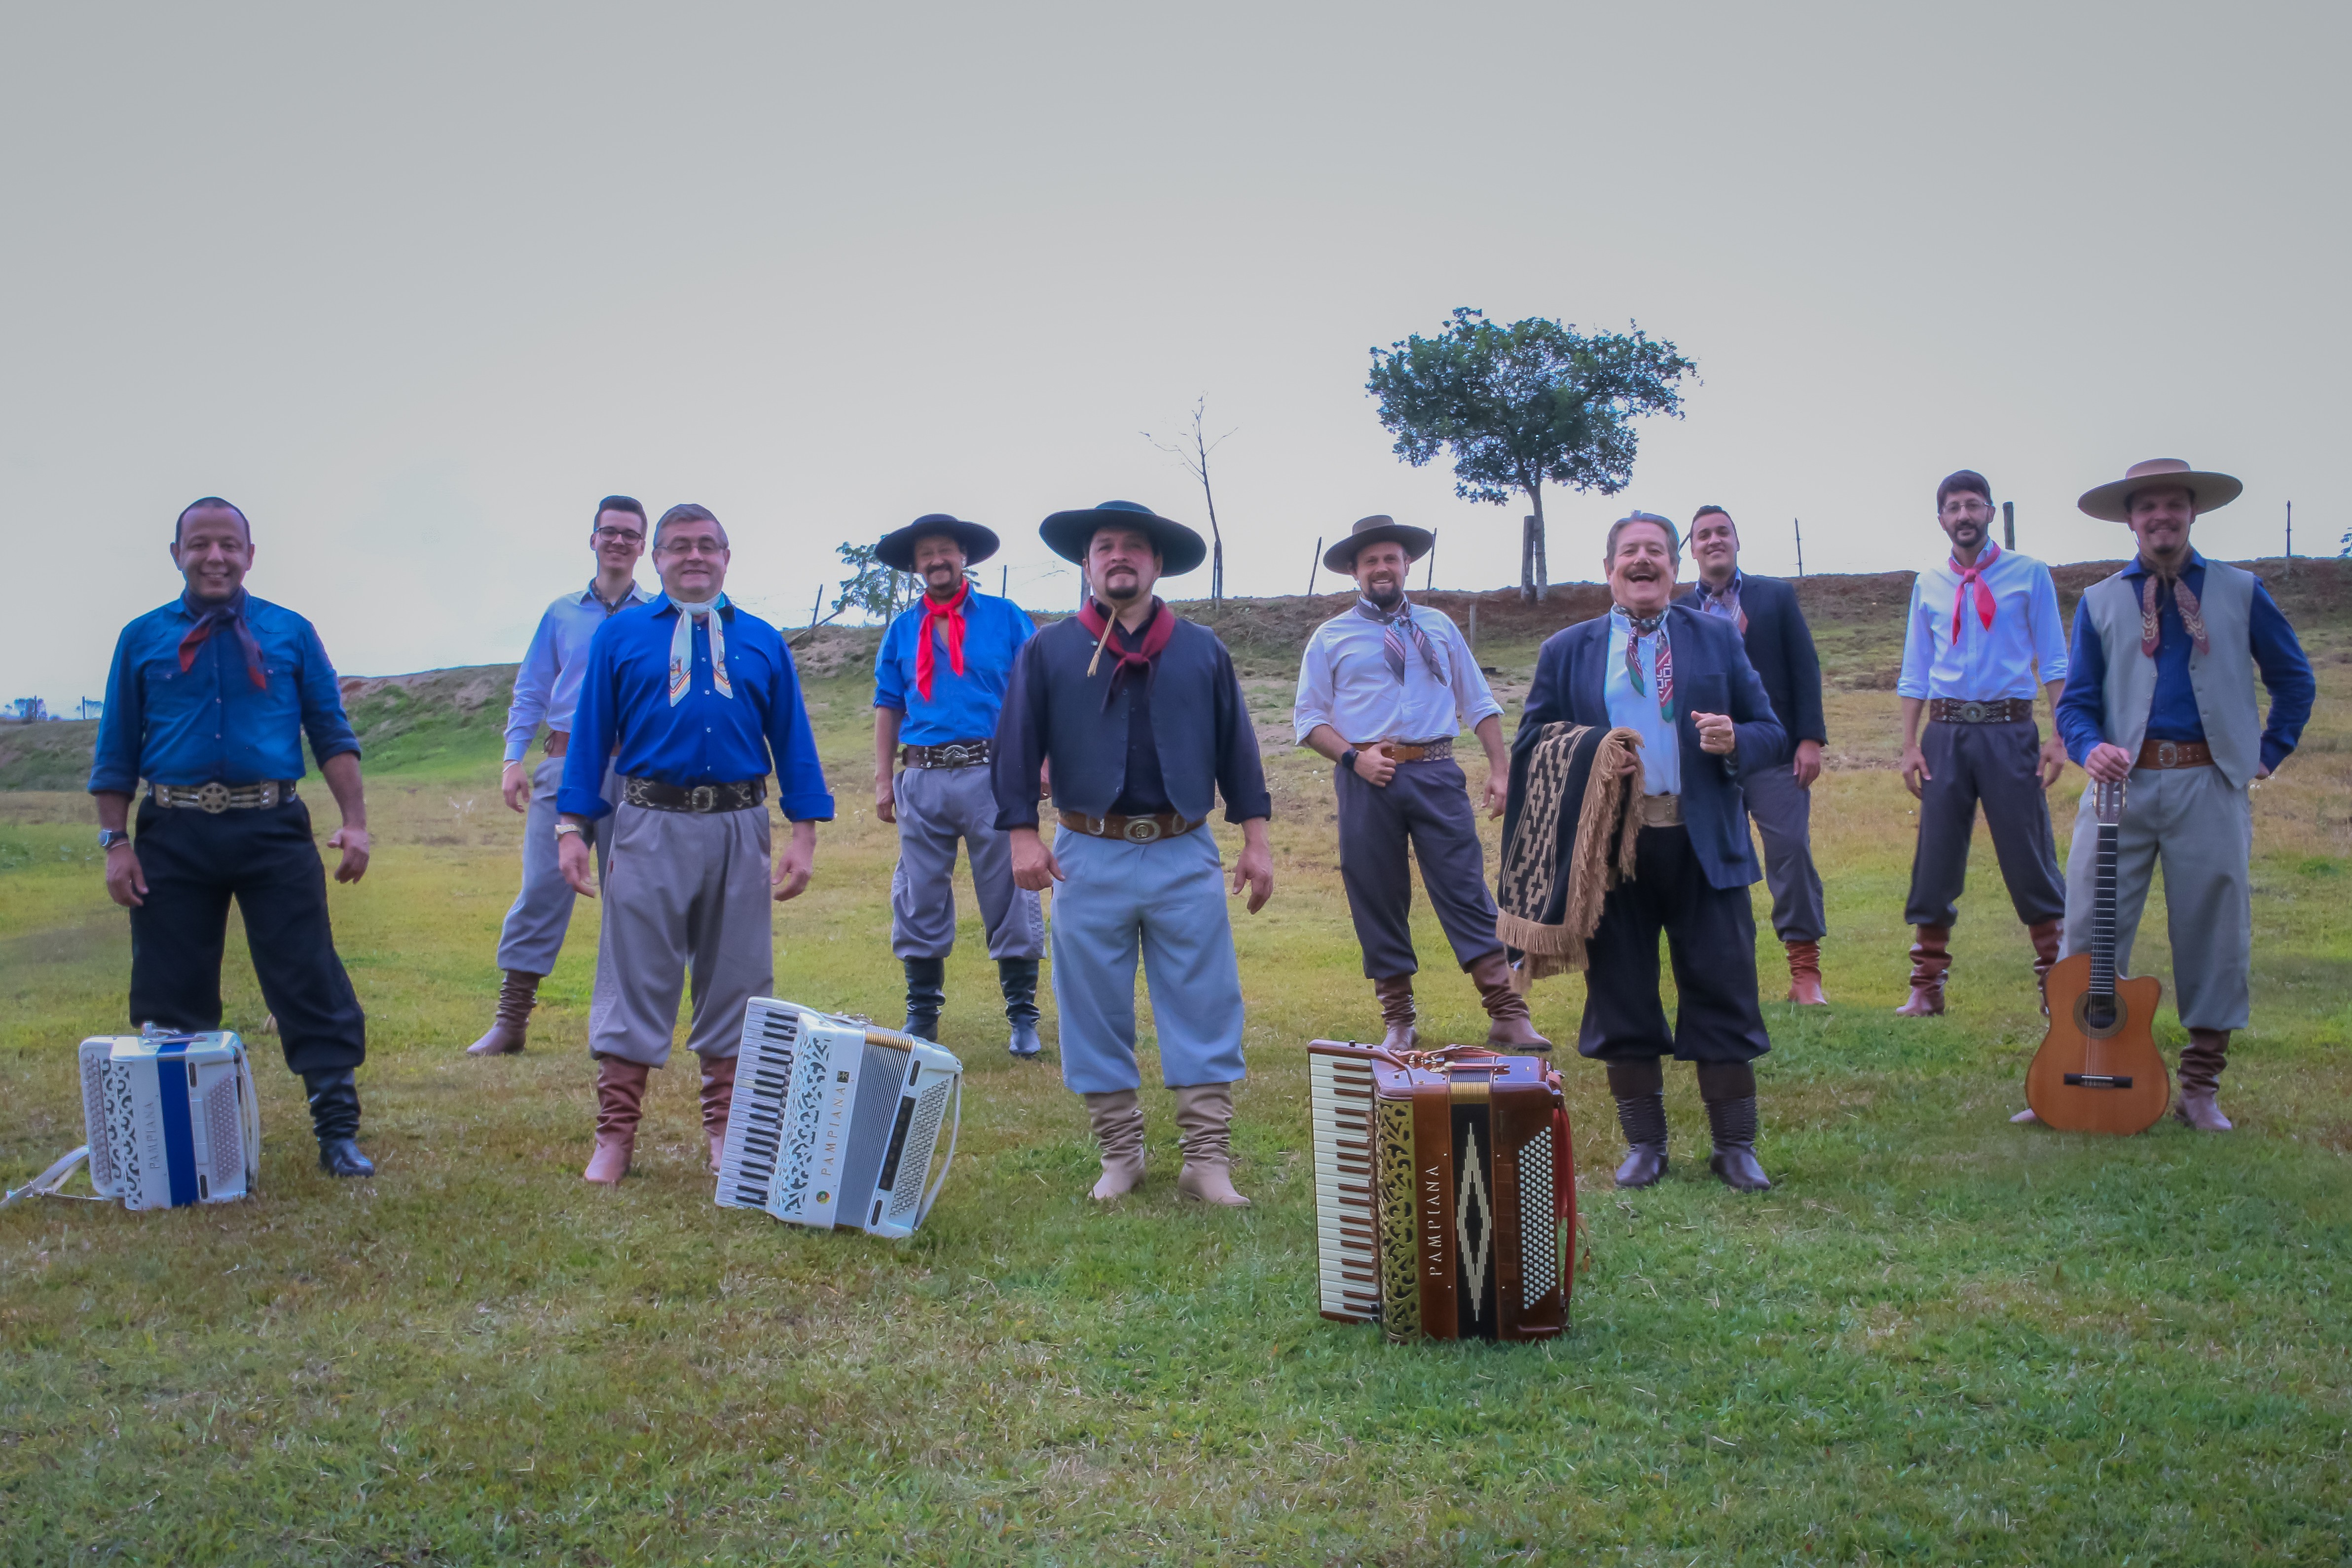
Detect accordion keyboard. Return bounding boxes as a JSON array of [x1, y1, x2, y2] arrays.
[[716, 1003, 801, 1212], [1309, 1048, 1382, 1323]]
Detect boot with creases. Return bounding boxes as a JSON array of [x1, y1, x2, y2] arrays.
[[1174, 1082, 1250, 1206], [998, 957, 1044, 1059], [1895, 925, 1952, 1016], [302, 1068, 376, 1178], [1697, 1064, 1772, 1192], [699, 1053, 737, 1170], [2028, 920, 2062, 1018], [1083, 1088, 1147, 1200], [583, 1055, 650, 1184], [1372, 974, 1418, 1051], [1468, 952, 1550, 1050], [1785, 942, 1828, 1006], [2175, 1028, 2234, 1131], [467, 970, 542, 1055], [1607, 1060, 1668, 1188], [902, 955, 946, 1042]]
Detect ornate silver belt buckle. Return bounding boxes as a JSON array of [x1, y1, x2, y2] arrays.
[[2155, 740, 2179, 768], [688, 784, 719, 812], [1122, 818, 1162, 842], [195, 782, 231, 814], [1956, 701, 1985, 723]]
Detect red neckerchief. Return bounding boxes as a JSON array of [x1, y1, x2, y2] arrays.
[[914, 581, 970, 703], [177, 589, 268, 690], [1076, 597, 1174, 706], [1950, 539, 2000, 641]]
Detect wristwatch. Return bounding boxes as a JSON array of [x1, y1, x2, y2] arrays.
[[98, 829, 131, 850], [1340, 748, 1360, 774], [553, 822, 585, 839]]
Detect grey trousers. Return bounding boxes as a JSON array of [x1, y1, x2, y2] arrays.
[[587, 802, 772, 1067], [1335, 757, 1504, 980], [2060, 765, 2252, 1031], [495, 753, 616, 975], [890, 764, 1045, 961], [1903, 719, 2064, 928], [1740, 757, 1826, 945]]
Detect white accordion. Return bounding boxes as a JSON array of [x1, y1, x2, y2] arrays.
[[79, 1032, 261, 1209], [714, 998, 962, 1238]]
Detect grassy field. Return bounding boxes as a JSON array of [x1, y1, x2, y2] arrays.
[[3, 564, 2350, 1565]]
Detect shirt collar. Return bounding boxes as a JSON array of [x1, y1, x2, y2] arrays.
[[651, 591, 731, 620], [580, 580, 650, 608], [1696, 568, 1741, 600], [2125, 547, 2205, 580]]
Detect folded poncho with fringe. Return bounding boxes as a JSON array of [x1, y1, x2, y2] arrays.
[[1495, 722, 1643, 981]]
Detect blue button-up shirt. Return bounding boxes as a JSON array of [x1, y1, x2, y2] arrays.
[[503, 579, 653, 762], [1606, 609, 1681, 797], [1896, 544, 2068, 701], [2055, 550, 2315, 774], [872, 589, 1036, 746], [559, 595, 834, 822], [89, 592, 360, 795]]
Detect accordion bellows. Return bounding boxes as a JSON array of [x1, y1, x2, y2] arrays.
[[79, 1033, 260, 1209], [1310, 1041, 1574, 1342]]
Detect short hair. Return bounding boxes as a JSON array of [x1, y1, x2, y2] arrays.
[[593, 495, 646, 527], [1936, 470, 1992, 509], [1691, 505, 1731, 525], [652, 503, 728, 552], [174, 497, 250, 546], [1606, 511, 1680, 565]]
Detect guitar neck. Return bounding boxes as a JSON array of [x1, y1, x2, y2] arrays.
[[2091, 819, 2118, 997]]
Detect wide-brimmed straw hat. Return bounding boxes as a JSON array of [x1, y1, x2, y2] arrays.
[[1038, 500, 1207, 577], [2076, 458, 2243, 523], [875, 513, 1000, 572], [1323, 514, 1435, 573]]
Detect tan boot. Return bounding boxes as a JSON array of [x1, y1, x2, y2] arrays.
[[466, 970, 541, 1056], [699, 1054, 737, 1170], [2175, 1029, 2234, 1131], [1468, 952, 1550, 1051], [1785, 941, 1828, 1005], [1894, 926, 1951, 1016], [1084, 1089, 1147, 1200], [1372, 975, 1418, 1051], [1173, 1082, 1250, 1206], [583, 1055, 650, 1184], [2028, 920, 2062, 1018]]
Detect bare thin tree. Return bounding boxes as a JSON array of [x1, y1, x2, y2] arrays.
[[1144, 396, 1234, 604]]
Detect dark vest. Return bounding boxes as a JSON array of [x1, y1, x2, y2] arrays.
[[1028, 615, 1239, 822]]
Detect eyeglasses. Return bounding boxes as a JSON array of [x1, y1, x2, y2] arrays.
[[593, 527, 645, 544], [1940, 500, 1994, 518], [658, 537, 727, 557]]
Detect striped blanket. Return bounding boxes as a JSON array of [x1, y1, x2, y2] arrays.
[[1494, 722, 1644, 981]]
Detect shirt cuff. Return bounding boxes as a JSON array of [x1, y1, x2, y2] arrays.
[[555, 789, 613, 820], [2260, 737, 2293, 774], [778, 791, 836, 823]]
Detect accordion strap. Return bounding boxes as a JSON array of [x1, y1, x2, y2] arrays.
[[1, 1146, 99, 1208], [917, 1075, 962, 1227]]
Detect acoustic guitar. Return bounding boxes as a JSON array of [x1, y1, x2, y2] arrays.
[[2025, 777, 2170, 1133]]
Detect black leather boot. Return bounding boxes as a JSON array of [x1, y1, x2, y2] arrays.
[[1607, 1060, 1668, 1188], [903, 956, 946, 1042], [302, 1068, 376, 1178], [1696, 1062, 1770, 1192], [998, 957, 1043, 1059]]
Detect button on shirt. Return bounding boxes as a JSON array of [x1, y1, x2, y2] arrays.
[[558, 596, 834, 821], [502, 580, 653, 763], [89, 592, 359, 794], [1291, 599, 1502, 745], [872, 589, 1036, 745], [1606, 609, 1681, 797], [1897, 546, 2067, 701]]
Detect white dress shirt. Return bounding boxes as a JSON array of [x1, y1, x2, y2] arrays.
[[1896, 544, 2067, 702], [502, 580, 654, 762], [1292, 598, 1502, 746], [1606, 609, 1681, 797]]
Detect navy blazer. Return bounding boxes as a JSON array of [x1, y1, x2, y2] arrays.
[[1678, 574, 1826, 747], [1514, 604, 1787, 890]]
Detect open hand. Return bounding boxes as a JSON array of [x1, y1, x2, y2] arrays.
[[559, 831, 597, 898], [328, 825, 370, 883], [772, 843, 813, 902], [875, 775, 896, 824], [1483, 770, 1508, 818], [104, 844, 147, 908], [2037, 732, 2069, 790], [1900, 743, 1931, 799], [1231, 837, 1274, 913], [501, 762, 530, 814]]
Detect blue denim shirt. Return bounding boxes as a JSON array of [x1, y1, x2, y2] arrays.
[[88, 592, 360, 795], [873, 589, 1036, 746]]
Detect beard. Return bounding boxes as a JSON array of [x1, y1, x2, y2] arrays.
[[1362, 582, 1403, 609], [1098, 571, 1141, 603]]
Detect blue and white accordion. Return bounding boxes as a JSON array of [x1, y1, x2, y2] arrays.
[[714, 998, 963, 1238], [79, 1032, 261, 1209]]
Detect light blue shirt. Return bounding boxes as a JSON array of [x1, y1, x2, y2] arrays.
[[1292, 598, 1502, 746], [1895, 544, 2067, 702], [1606, 608, 1680, 797], [503, 580, 653, 762]]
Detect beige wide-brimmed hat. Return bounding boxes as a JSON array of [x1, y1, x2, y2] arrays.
[[2077, 458, 2243, 523]]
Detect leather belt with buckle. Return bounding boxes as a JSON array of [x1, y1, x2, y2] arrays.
[[1058, 809, 1202, 843], [1637, 793, 1684, 828], [150, 781, 298, 813], [902, 740, 992, 769], [620, 776, 767, 813], [1355, 737, 1455, 763], [1929, 697, 2034, 724], [2136, 737, 2213, 770]]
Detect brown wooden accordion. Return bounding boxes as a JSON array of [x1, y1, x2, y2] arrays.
[[1308, 1041, 1575, 1342]]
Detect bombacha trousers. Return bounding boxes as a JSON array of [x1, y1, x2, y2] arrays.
[[587, 802, 772, 1067], [495, 752, 616, 975], [1902, 718, 2064, 929], [1334, 756, 1506, 980], [889, 763, 1045, 961]]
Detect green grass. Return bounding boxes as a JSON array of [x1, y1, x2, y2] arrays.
[[4, 572, 2351, 1564]]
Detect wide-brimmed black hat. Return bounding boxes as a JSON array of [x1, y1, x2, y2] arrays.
[[1038, 500, 1207, 577], [875, 513, 1000, 573], [1323, 513, 1434, 573]]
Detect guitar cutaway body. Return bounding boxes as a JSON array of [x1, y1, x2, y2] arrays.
[[2026, 953, 2171, 1134]]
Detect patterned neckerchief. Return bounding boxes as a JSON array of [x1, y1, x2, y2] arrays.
[[1354, 594, 1446, 685], [1614, 605, 1673, 719], [2136, 556, 2209, 659]]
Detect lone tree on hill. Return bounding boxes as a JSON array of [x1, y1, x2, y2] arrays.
[[1366, 308, 1694, 601]]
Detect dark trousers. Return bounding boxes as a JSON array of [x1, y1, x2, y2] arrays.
[[1741, 757, 1825, 944], [1577, 824, 1771, 1064], [1335, 757, 1505, 980], [1902, 719, 2063, 928], [127, 797, 367, 1076]]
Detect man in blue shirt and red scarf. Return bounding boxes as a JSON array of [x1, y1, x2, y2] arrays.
[[871, 514, 1044, 1057], [90, 497, 377, 1177]]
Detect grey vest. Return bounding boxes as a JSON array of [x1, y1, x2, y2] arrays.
[[2081, 561, 2259, 788]]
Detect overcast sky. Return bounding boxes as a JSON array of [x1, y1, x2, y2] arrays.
[[3, 1, 2343, 703]]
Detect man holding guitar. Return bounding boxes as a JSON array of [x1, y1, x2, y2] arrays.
[[2042, 459, 2314, 1131]]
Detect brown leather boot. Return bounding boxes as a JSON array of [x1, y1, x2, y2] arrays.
[[466, 970, 542, 1055], [1786, 941, 1828, 1005], [1173, 1082, 1250, 1206], [1468, 952, 1550, 1050], [2028, 921, 2062, 1018], [2175, 1028, 2233, 1131], [699, 1054, 737, 1170], [1084, 1089, 1146, 1200], [583, 1056, 650, 1184], [1372, 975, 1418, 1051], [1894, 926, 1951, 1016]]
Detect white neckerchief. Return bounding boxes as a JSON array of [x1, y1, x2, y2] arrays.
[[666, 593, 732, 706]]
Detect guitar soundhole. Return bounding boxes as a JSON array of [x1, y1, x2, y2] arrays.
[[2070, 990, 2127, 1041]]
